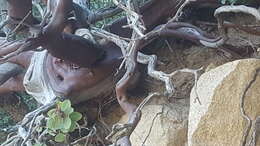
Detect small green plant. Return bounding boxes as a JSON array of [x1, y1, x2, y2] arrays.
[[46, 100, 82, 143]]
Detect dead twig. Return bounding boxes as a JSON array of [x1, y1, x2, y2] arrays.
[[71, 125, 97, 145], [6, 10, 32, 40]]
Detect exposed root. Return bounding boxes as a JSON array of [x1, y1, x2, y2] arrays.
[[90, 27, 203, 98], [91, 20, 204, 144], [199, 38, 225, 48], [137, 52, 202, 97]]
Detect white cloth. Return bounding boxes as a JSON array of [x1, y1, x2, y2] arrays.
[[23, 50, 56, 105]]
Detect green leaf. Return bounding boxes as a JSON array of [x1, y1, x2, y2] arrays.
[[47, 118, 55, 129], [63, 116, 72, 130], [70, 112, 82, 122], [60, 100, 71, 112], [64, 107, 74, 115], [55, 133, 66, 143], [54, 115, 64, 130], [47, 115, 63, 130], [61, 128, 70, 133], [47, 109, 56, 118], [69, 122, 77, 132]]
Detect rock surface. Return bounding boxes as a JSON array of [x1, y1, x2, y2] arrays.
[[119, 97, 189, 146], [189, 59, 260, 146]]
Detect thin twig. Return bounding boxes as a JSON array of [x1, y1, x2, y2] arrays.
[[0, 135, 20, 146], [135, 92, 160, 112], [6, 11, 32, 40]]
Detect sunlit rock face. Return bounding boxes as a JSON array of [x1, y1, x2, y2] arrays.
[[189, 59, 260, 146]]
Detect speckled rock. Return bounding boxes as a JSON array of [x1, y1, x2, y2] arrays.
[[120, 97, 189, 146], [189, 59, 260, 146]]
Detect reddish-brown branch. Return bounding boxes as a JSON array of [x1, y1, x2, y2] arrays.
[[43, 0, 72, 35], [159, 22, 223, 45], [0, 38, 41, 63], [39, 0, 106, 67], [3, 0, 225, 68], [0, 41, 24, 56], [3, 0, 106, 67], [116, 39, 141, 113]]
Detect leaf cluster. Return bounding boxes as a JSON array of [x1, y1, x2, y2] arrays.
[[46, 100, 82, 143]]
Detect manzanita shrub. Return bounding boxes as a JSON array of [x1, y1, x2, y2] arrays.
[[46, 100, 82, 143]]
